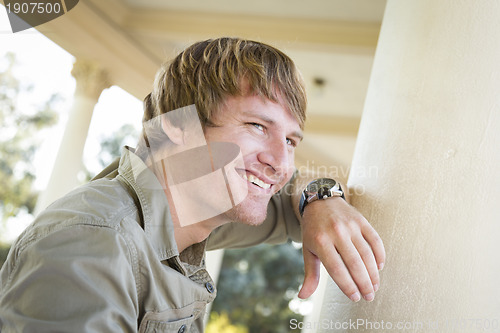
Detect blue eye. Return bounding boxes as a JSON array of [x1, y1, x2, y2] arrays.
[[247, 123, 266, 132], [250, 123, 265, 131], [286, 138, 297, 147]]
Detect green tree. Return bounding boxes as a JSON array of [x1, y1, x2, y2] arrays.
[[82, 123, 139, 181], [0, 52, 59, 225], [96, 123, 138, 169], [0, 52, 60, 266], [206, 312, 248, 333], [211, 242, 306, 333]]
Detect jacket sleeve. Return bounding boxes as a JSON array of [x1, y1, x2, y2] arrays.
[[0, 224, 139, 333], [206, 173, 302, 250]]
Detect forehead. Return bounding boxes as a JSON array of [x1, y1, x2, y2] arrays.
[[220, 94, 302, 135], [237, 78, 304, 129]]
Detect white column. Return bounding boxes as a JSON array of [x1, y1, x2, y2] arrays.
[[36, 59, 111, 213], [204, 249, 225, 323], [319, 0, 500, 332]]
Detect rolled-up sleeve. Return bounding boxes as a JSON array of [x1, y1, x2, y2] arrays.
[[0, 224, 139, 332]]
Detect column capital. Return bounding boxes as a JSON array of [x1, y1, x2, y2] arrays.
[[71, 59, 112, 100]]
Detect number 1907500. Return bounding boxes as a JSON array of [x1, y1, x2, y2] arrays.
[[6, 2, 62, 14]]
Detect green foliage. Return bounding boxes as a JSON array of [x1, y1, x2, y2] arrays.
[[0, 52, 59, 223], [82, 123, 139, 181], [206, 312, 248, 333], [97, 123, 138, 168], [210, 242, 305, 333]]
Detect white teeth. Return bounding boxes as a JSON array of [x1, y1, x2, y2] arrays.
[[242, 174, 271, 189]]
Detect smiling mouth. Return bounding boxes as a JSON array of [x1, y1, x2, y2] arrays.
[[241, 173, 271, 190]]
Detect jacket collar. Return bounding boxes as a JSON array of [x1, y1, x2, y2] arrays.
[[117, 147, 180, 261]]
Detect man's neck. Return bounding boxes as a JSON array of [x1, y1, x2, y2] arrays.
[[172, 213, 231, 253], [147, 156, 233, 253], [161, 184, 232, 253]]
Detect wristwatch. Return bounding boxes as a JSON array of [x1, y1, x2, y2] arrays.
[[299, 178, 345, 217]]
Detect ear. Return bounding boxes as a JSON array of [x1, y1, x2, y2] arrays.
[[161, 116, 185, 146]]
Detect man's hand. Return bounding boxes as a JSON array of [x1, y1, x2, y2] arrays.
[[297, 197, 385, 302]]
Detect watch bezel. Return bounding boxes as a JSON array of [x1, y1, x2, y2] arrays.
[[299, 178, 345, 217], [304, 178, 338, 198]]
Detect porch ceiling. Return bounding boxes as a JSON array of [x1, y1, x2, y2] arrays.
[[34, 0, 386, 167]]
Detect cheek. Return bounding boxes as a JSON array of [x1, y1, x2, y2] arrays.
[[286, 152, 296, 176], [285, 167, 296, 184], [235, 138, 264, 160], [278, 160, 296, 185]]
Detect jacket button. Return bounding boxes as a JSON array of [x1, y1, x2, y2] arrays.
[[205, 282, 214, 293], [178, 324, 186, 333]]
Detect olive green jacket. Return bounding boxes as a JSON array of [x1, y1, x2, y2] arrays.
[[0, 148, 301, 332]]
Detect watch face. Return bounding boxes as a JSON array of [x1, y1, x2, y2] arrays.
[[300, 178, 343, 216], [306, 178, 337, 195]]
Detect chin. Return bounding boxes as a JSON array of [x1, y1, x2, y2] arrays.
[[224, 198, 269, 226]]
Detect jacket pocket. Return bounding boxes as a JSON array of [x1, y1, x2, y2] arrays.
[[142, 315, 194, 333], [138, 302, 205, 333]]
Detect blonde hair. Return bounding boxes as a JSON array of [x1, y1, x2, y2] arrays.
[[144, 37, 306, 128]]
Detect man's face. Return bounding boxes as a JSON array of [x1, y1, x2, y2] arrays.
[[204, 93, 303, 225]]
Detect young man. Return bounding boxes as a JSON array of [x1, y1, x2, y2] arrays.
[[0, 38, 385, 332]]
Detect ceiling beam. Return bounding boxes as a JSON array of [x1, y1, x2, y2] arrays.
[[123, 9, 381, 51], [305, 114, 361, 136]]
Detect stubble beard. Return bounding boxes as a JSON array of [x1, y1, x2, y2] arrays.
[[223, 194, 269, 226]]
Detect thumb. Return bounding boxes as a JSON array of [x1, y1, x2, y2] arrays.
[[298, 249, 321, 299]]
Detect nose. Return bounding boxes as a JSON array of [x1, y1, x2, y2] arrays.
[[257, 137, 290, 178]]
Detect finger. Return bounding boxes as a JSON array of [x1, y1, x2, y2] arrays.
[[352, 236, 380, 291], [335, 240, 375, 301], [318, 241, 361, 302], [362, 224, 386, 270], [298, 249, 320, 299]]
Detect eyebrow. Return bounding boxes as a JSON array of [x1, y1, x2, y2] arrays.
[[243, 111, 304, 141]]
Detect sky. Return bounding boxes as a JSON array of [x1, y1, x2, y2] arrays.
[[0, 8, 143, 241]]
